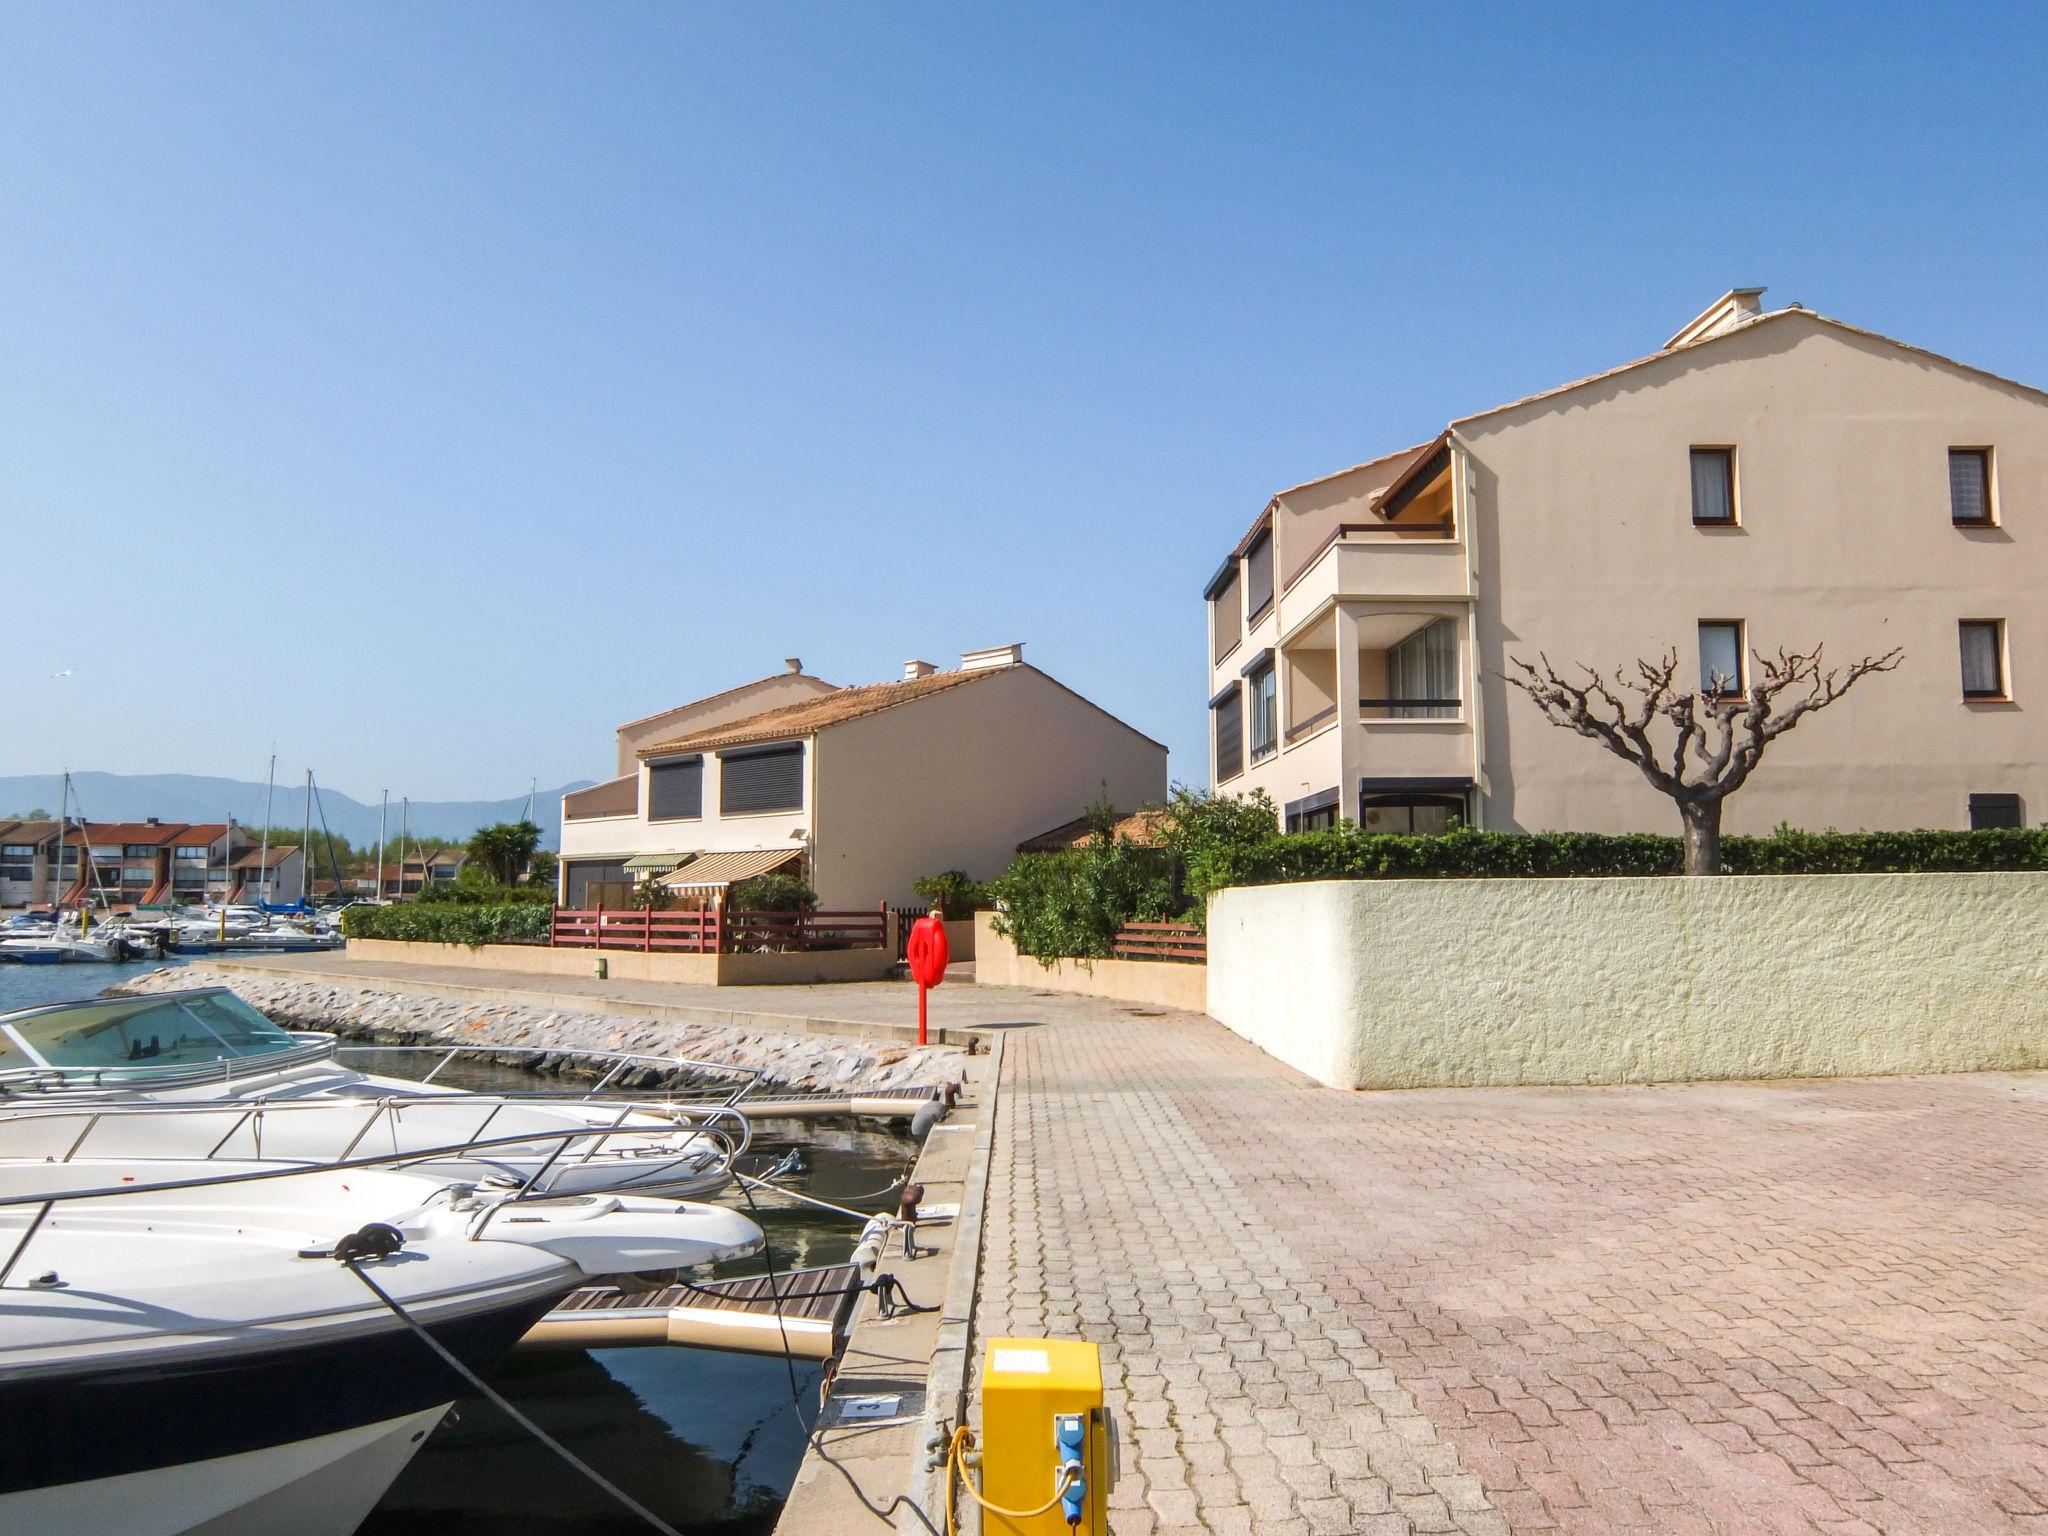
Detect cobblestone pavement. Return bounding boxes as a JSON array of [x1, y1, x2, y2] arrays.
[[970, 998, 2048, 1536]]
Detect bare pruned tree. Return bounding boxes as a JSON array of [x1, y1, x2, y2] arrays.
[[1505, 644, 1904, 874]]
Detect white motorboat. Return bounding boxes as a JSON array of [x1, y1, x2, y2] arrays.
[[0, 1147, 763, 1536], [0, 988, 759, 1197], [0, 937, 66, 965]]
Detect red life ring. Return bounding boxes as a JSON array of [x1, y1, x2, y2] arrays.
[[906, 914, 951, 989]]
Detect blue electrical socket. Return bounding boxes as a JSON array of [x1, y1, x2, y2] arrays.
[[1055, 1413, 1088, 1526]]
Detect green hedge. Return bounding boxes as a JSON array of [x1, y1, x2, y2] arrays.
[[1198, 824, 2048, 902], [340, 902, 553, 947]]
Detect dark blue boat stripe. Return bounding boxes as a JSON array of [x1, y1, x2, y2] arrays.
[[0, 1288, 564, 1493]]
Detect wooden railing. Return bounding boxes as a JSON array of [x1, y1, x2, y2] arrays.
[[724, 909, 887, 953], [551, 908, 722, 953], [551, 907, 887, 954], [1112, 921, 1207, 964]]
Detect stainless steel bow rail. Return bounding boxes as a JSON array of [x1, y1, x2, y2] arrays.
[[0, 1113, 749, 1288], [0, 1091, 753, 1182], [0, 1032, 766, 1108]]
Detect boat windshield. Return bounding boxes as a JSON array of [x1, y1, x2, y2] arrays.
[[0, 992, 300, 1072]]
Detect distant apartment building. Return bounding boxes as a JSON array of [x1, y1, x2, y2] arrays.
[[228, 844, 304, 905], [0, 818, 258, 908], [1204, 289, 2047, 837], [560, 646, 1168, 909]]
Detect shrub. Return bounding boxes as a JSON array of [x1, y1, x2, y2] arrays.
[[912, 870, 989, 919], [414, 869, 553, 905], [341, 901, 553, 947], [730, 872, 817, 912], [1200, 824, 2048, 901], [986, 841, 1175, 960]]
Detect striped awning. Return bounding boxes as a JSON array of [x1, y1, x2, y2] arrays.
[[622, 853, 691, 873], [659, 848, 800, 890]]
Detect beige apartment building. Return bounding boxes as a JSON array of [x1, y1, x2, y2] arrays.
[[560, 645, 1167, 909], [1206, 289, 2045, 837]]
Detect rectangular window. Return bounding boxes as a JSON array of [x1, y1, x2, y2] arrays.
[[719, 743, 804, 815], [1960, 620, 2006, 699], [1968, 792, 2023, 830], [1210, 568, 1241, 664], [174, 845, 207, 861], [1244, 532, 1274, 623], [1699, 620, 1745, 696], [1212, 685, 1242, 783], [1284, 788, 1339, 834], [1358, 793, 1465, 835], [1247, 662, 1277, 760], [1385, 619, 1460, 717], [1690, 447, 1736, 525], [647, 756, 704, 821], [1950, 449, 1993, 526]]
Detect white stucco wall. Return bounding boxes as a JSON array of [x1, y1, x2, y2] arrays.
[[813, 666, 1168, 909], [1206, 874, 2048, 1089]]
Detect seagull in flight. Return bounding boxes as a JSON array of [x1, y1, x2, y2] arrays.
[[50, 669, 75, 679]]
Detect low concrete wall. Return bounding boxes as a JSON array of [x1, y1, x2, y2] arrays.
[[344, 937, 893, 987], [1206, 873, 2048, 1089], [972, 913, 1207, 1012]]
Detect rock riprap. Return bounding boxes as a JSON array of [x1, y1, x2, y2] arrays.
[[109, 966, 966, 1094]]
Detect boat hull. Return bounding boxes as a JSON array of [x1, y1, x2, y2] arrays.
[[0, 1286, 560, 1535], [0, 1405, 449, 1536]]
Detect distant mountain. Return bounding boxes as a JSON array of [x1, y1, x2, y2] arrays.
[[0, 772, 594, 851]]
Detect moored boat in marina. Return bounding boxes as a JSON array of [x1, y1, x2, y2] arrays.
[[0, 1149, 764, 1536], [0, 988, 760, 1198]]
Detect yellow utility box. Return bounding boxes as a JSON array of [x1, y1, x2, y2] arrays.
[[976, 1337, 1112, 1534]]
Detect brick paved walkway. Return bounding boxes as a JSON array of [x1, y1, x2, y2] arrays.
[[970, 997, 2048, 1536]]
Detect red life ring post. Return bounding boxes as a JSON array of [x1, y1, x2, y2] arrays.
[[905, 908, 950, 1046]]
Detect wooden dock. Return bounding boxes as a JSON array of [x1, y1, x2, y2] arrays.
[[737, 1088, 941, 1120], [519, 1262, 864, 1360]]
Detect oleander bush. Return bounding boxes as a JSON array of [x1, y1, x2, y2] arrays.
[[340, 901, 553, 947], [986, 841, 1175, 961]]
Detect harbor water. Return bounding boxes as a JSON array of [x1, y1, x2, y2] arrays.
[[0, 961, 922, 1534]]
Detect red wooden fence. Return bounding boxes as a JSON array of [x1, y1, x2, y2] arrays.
[[1112, 921, 1207, 963], [550, 907, 885, 954], [550, 908, 721, 953]]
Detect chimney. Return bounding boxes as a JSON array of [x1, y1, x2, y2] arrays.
[[1664, 287, 1767, 350], [904, 659, 938, 680], [145, 817, 159, 827], [959, 643, 1024, 672], [784, 657, 803, 674]]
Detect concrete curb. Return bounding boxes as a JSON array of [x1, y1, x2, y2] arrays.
[[205, 957, 990, 1047], [904, 1030, 1002, 1532]]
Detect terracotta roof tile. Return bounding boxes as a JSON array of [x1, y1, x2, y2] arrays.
[[1017, 808, 1167, 853], [640, 666, 1010, 757], [231, 845, 299, 871], [82, 823, 184, 845]]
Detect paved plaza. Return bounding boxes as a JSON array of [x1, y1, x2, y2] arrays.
[[972, 994, 2048, 1536]]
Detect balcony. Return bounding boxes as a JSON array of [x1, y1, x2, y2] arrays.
[[1354, 712, 1474, 781], [564, 774, 639, 821]]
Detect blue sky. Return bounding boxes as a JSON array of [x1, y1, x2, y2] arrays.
[[5, 3, 2044, 800]]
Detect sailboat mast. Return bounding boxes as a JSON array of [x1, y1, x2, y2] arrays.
[[301, 770, 312, 907], [376, 791, 388, 903], [257, 751, 276, 906], [399, 797, 410, 900]]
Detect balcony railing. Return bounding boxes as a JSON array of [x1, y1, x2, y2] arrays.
[[1360, 696, 1461, 720], [1285, 518, 1456, 590], [563, 775, 639, 820]]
